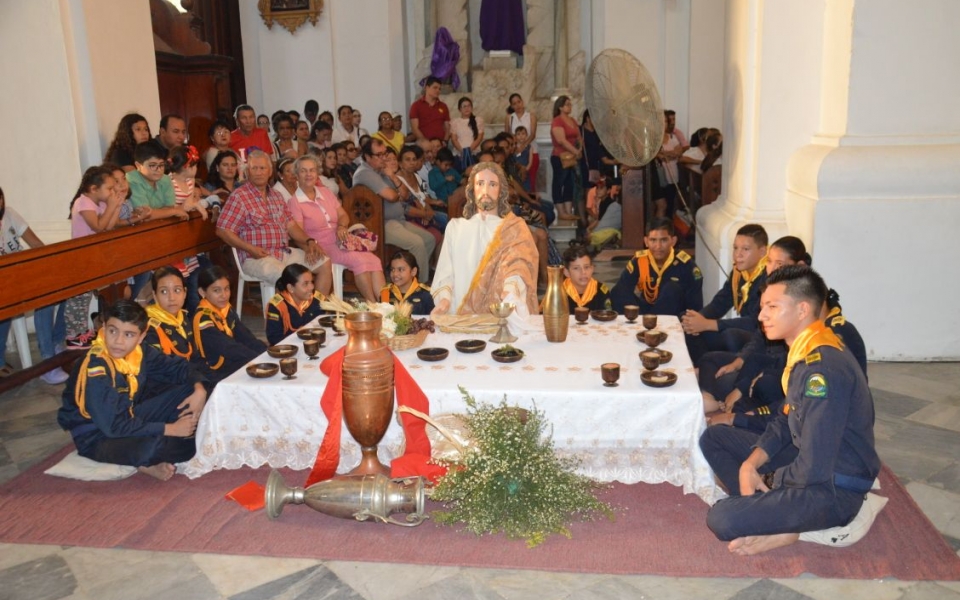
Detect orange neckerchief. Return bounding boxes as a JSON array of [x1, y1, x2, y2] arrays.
[[781, 320, 843, 396], [146, 305, 191, 360], [636, 248, 675, 304], [381, 278, 423, 304], [193, 299, 234, 360], [74, 330, 143, 419], [272, 291, 314, 335], [732, 257, 767, 314], [305, 348, 443, 486], [563, 277, 598, 308]]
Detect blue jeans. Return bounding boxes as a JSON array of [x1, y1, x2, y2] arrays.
[[0, 302, 66, 368]]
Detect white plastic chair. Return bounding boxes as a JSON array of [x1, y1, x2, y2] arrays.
[[230, 247, 275, 315], [11, 315, 32, 369], [332, 263, 345, 300]]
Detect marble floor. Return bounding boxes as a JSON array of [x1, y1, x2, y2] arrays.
[[1, 257, 959, 599]]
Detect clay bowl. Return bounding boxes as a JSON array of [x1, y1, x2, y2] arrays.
[[417, 347, 449, 362], [491, 347, 524, 363], [246, 363, 279, 379], [455, 339, 487, 354], [640, 370, 679, 388], [635, 330, 668, 345], [656, 349, 673, 364], [317, 315, 336, 328], [296, 327, 325, 341], [590, 309, 618, 322], [267, 344, 298, 359]]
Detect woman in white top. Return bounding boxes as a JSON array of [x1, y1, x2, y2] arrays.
[[450, 97, 484, 170], [505, 93, 539, 192], [272, 157, 298, 202], [319, 148, 341, 198]]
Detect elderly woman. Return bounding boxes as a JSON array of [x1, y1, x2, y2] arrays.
[[286, 155, 385, 303], [204, 120, 233, 170]]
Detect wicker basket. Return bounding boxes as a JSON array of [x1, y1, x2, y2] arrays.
[[381, 329, 429, 351]]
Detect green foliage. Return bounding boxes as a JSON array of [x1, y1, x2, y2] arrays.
[[430, 387, 614, 548]]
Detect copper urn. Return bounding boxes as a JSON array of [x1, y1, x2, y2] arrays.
[[341, 311, 395, 476]]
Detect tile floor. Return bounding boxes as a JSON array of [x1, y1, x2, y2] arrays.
[[1, 257, 959, 599]]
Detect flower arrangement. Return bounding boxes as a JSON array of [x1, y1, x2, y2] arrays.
[[430, 387, 614, 548]]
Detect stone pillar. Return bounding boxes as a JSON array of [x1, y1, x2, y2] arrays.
[[699, 0, 960, 360], [525, 0, 555, 101], [553, 0, 568, 94]]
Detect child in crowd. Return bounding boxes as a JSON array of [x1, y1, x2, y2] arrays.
[[166, 145, 211, 313], [144, 266, 216, 385], [0, 186, 68, 383], [381, 251, 434, 315], [192, 266, 266, 378], [428, 148, 461, 204], [265, 264, 326, 346], [561, 246, 611, 312], [64, 166, 123, 349], [513, 126, 533, 192], [450, 97, 483, 171], [587, 179, 622, 250], [57, 299, 208, 481]]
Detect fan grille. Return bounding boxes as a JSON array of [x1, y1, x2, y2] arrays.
[[585, 49, 665, 167]]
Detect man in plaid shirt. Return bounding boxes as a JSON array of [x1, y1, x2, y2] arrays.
[[216, 151, 332, 294]]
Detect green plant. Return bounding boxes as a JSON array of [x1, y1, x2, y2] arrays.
[[430, 387, 614, 548]]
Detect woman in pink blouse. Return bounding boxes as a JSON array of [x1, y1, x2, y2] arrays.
[[550, 95, 582, 221], [286, 155, 385, 303]]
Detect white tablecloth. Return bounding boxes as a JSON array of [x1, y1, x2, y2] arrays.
[[181, 315, 720, 503]]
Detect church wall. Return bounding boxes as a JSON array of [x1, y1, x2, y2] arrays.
[[239, 0, 409, 129]]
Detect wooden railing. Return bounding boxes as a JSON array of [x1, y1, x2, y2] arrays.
[[0, 214, 220, 322]]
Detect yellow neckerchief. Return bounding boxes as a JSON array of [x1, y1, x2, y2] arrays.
[[636, 248, 675, 304], [781, 320, 843, 395], [74, 329, 143, 419], [563, 277, 598, 308], [193, 299, 234, 360], [146, 304, 192, 360], [731, 256, 767, 314], [382, 278, 423, 304]]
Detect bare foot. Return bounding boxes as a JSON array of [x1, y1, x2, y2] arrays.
[[138, 463, 175, 481], [728, 533, 800, 555]]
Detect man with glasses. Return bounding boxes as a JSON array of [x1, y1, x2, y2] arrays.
[[353, 139, 436, 281]]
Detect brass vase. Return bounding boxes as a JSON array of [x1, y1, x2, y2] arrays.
[[265, 470, 428, 526], [341, 311, 395, 477], [541, 265, 569, 342]]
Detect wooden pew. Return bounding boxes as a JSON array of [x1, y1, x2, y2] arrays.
[[0, 215, 221, 392]]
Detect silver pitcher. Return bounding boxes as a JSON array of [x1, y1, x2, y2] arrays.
[[264, 470, 428, 527]]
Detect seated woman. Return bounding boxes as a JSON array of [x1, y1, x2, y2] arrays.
[[203, 120, 233, 170], [319, 148, 343, 198], [192, 266, 266, 379], [273, 114, 306, 161], [286, 155, 385, 303], [204, 150, 240, 202], [381, 250, 434, 315], [104, 113, 152, 172], [273, 157, 299, 202], [144, 266, 217, 385], [265, 264, 327, 346]]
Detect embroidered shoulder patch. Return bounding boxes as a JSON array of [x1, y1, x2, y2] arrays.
[[87, 366, 106, 377], [269, 295, 283, 307], [804, 373, 828, 398], [625, 260, 636, 274], [419, 283, 431, 292], [805, 352, 821, 364], [313, 291, 326, 301], [599, 283, 610, 293], [830, 314, 846, 327], [197, 319, 215, 330], [266, 313, 279, 321], [676, 250, 691, 263], [692, 266, 703, 280]]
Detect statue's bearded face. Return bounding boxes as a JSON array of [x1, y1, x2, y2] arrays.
[[472, 169, 501, 213]]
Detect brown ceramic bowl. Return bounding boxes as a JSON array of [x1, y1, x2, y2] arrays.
[[246, 363, 279, 378], [296, 327, 325, 341], [590, 309, 618, 322], [491, 347, 524, 363], [636, 330, 668, 345], [455, 339, 487, 354], [267, 344, 298, 359], [417, 347, 449, 362], [640, 370, 678, 388], [317, 315, 336, 328]]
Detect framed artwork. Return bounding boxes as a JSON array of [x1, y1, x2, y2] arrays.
[[258, 0, 323, 34]]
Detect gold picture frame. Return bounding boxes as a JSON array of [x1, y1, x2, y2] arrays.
[[258, 0, 324, 34]]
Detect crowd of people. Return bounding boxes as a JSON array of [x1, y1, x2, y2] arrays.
[[2, 83, 877, 557]]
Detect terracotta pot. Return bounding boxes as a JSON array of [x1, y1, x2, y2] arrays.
[[341, 311, 395, 476], [541, 265, 569, 342]]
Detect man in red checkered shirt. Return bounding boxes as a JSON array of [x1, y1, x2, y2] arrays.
[[216, 151, 333, 294]]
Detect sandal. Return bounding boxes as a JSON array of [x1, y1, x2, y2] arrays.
[[0, 364, 16, 378]]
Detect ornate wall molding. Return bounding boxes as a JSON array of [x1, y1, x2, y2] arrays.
[[257, 0, 323, 34]]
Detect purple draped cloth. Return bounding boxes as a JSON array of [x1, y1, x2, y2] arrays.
[[426, 27, 461, 91], [479, 0, 526, 55]]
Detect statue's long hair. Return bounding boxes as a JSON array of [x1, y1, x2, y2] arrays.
[[462, 161, 511, 218]]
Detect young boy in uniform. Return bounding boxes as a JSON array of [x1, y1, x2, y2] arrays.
[[561, 246, 610, 312], [58, 300, 208, 481]]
